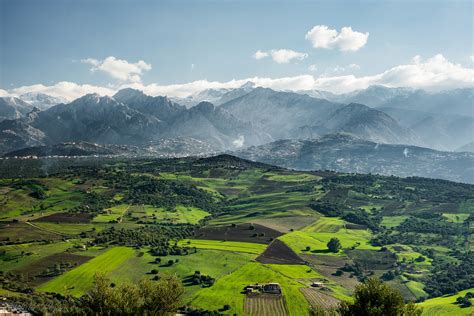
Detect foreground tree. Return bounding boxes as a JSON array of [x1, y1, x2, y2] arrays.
[[338, 278, 423, 316], [327, 237, 342, 253], [81, 273, 184, 315]]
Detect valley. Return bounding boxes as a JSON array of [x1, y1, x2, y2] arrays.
[[0, 155, 472, 315]]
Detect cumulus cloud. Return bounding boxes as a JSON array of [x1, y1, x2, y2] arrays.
[[81, 56, 152, 82], [254, 49, 308, 63], [470, 55, 474, 62], [3, 54, 472, 99], [253, 50, 269, 60], [305, 25, 369, 52]]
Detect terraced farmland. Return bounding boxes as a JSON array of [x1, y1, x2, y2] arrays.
[[244, 294, 288, 316]]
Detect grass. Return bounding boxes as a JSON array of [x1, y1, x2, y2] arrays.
[[108, 249, 254, 299], [389, 245, 432, 266], [177, 239, 267, 255], [189, 262, 311, 315], [93, 204, 129, 223], [0, 241, 74, 272], [37, 246, 135, 296], [279, 228, 378, 255], [381, 216, 409, 228], [442, 213, 470, 223], [130, 205, 210, 224], [32, 222, 108, 235], [302, 217, 345, 233], [405, 280, 428, 299], [419, 288, 474, 316], [264, 172, 321, 182], [265, 264, 323, 279]]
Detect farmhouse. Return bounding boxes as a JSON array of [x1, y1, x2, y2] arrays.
[[263, 283, 282, 294], [311, 281, 325, 288], [244, 283, 282, 294]]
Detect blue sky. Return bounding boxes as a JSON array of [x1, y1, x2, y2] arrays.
[[1, 0, 473, 98]]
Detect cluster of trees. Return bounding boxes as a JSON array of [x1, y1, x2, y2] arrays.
[[309, 201, 381, 232], [456, 292, 473, 308], [93, 225, 194, 248], [188, 271, 215, 287], [10, 179, 48, 199], [150, 244, 195, 256], [322, 173, 474, 205], [397, 217, 466, 236], [107, 174, 219, 214], [424, 252, 474, 297]]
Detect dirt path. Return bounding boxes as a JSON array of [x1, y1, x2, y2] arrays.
[[117, 205, 132, 224], [24, 221, 68, 237]]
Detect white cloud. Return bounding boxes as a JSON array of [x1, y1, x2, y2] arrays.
[[7, 81, 114, 101], [191, 63, 195, 70], [269, 49, 308, 64], [470, 55, 474, 62], [308, 64, 318, 72], [253, 50, 269, 60], [305, 25, 369, 52], [254, 49, 308, 63], [81, 56, 152, 82], [232, 135, 245, 148], [0, 89, 9, 97], [349, 63, 361, 70], [3, 54, 473, 99]]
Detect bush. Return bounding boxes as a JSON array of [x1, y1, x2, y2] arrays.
[[338, 278, 423, 315], [327, 238, 342, 253]]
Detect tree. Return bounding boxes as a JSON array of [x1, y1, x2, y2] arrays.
[[338, 278, 423, 316], [81, 273, 184, 315], [327, 238, 342, 253]]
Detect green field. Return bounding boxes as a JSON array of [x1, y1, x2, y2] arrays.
[[279, 228, 378, 255], [37, 247, 135, 296], [419, 288, 474, 316], [93, 204, 129, 223], [177, 239, 267, 255]]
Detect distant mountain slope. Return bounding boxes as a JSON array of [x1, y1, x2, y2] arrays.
[[379, 107, 474, 151], [327, 85, 474, 117], [221, 88, 419, 145], [113, 88, 186, 121], [29, 93, 164, 144], [166, 101, 271, 150], [0, 97, 35, 121], [3, 138, 219, 158], [171, 81, 255, 107], [0, 119, 48, 155], [233, 133, 474, 184], [456, 141, 474, 153], [19, 92, 68, 110]]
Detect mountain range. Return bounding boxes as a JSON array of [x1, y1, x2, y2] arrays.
[[0, 84, 472, 183]]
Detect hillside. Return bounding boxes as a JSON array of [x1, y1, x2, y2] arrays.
[[233, 133, 474, 184], [0, 155, 472, 315]]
